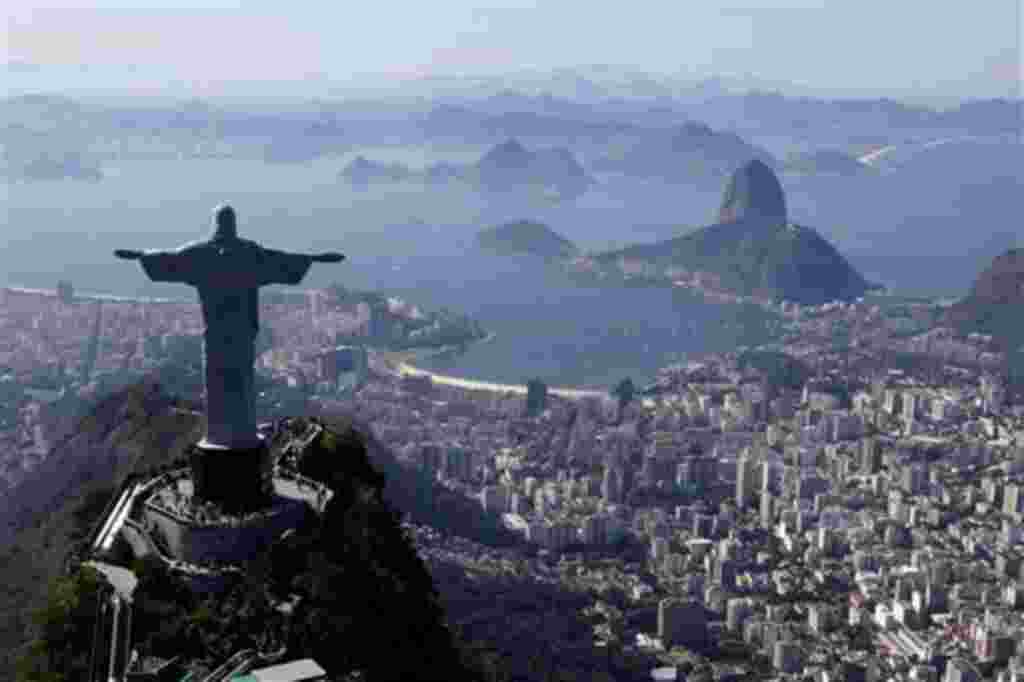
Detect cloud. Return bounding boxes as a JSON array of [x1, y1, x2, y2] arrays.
[[986, 55, 1023, 85], [7, 7, 326, 82]]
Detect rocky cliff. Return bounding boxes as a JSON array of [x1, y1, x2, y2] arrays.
[[718, 158, 788, 224]]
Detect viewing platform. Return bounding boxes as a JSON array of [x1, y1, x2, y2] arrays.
[[140, 466, 332, 566]]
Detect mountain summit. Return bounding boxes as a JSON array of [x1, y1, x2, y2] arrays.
[[718, 159, 788, 225], [477, 138, 532, 171], [474, 138, 593, 197]]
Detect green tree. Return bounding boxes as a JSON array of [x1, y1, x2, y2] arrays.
[[612, 377, 635, 415], [16, 565, 106, 682]]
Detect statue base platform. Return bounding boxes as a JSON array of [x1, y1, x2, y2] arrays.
[[187, 435, 273, 513]]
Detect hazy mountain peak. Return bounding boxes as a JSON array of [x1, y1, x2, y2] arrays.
[[480, 138, 531, 167], [718, 159, 788, 225]]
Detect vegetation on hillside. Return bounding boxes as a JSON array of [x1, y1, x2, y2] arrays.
[[0, 380, 203, 681], [736, 350, 813, 394], [598, 218, 870, 305], [16, 417, 480, 681], [945, 249, 1024, 353], [3, 382, 635, 681]]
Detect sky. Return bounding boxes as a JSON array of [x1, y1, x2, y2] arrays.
[[5, 1, 1022, 99]]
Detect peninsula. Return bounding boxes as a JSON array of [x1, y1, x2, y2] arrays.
[[475, 220, 579, 259], [576, 160, 876, 306]]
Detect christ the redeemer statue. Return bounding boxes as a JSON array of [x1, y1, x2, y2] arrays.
[[115, 204, 343, 508]]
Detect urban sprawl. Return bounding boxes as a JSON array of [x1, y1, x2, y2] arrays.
[[2, 281, 1023, 682]]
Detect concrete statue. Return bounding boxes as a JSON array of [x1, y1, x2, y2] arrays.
[[115, 204, 343, 509]]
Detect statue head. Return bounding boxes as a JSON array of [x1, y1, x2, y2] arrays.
[[212, 204, 237, 240]]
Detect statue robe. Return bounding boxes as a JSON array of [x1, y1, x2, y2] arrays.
[[138, 238, 313, 448]]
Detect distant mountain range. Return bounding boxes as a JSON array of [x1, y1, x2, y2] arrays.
[[419, 103, 635, 142], [417, 82, 1020, 138], [595, 160, 874, 305], [339, 155, 415, 184], [945, 249, 1024, 352], [592, 121, 778, 186], [340, 138, 594, 199], [475, 220, 578, 259]]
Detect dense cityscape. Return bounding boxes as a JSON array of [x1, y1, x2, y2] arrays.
[[2, 273, 1023, 681]]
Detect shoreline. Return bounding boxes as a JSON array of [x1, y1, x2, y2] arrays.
[[3, 284, 193, 305], [376, 333, 610, 401]]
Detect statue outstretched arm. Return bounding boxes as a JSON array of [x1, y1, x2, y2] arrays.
[[115, 246, 197, 285], [258, 248, 345, 286]]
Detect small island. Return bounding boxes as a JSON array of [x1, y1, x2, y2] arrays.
[[339, 156, 415, 186], [475, 220, 579, 260]]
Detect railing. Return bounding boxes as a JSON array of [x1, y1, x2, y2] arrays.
[[272, 468, 334, 513], [90, 483, 137, 558], [199, 649, 256, 682], [122, 517, 243, 579], [83, 475, 138, 560], [87, 590, 132, 682], [87, 583, 113, 682], [278, 421, 324, 461]]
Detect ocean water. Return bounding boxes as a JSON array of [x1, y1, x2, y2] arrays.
[[4, 153, 775, 388], [364, 254, 775, 389]]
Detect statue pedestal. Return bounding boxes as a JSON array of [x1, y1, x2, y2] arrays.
[[188, 435, 273, 512]]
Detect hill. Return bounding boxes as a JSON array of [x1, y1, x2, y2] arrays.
[[475, 220, 579, 259], [595, 160, 871, 305], [944, 248, 1024, 352], [339, 155, 414, 185], [0, 378, 522, 680], [471, 138, 593, 198], [0, 379, 202, 678]]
